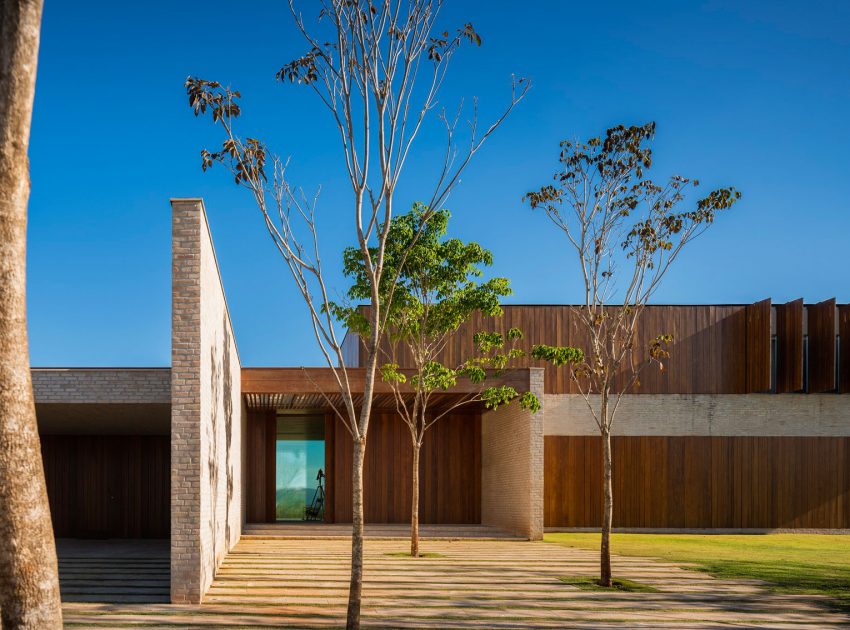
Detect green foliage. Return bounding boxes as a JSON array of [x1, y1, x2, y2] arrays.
[[333, 203, 511, 341], [531, 344, 585, 367], [346, 205, 539, 414]]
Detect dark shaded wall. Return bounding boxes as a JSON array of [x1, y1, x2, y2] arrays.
[[41, 434, 170, 538]]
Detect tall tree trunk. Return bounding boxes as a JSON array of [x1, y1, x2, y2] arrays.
[[599, 393, 613, 587], [346, 437, 366, 630], [0, 0, 63, 627], [410, 441, 420, 558]]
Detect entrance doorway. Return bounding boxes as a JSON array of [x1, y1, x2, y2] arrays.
[[275, 414, 325, 521]]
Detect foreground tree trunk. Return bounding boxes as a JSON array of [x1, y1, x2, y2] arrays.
[[600, 396, 613, 587], [0, 0, 63, 627], [346, 438, 367, 630], [410, 442, 421, 558]]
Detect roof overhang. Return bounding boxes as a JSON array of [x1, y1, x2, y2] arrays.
[[241, 367, 534, 413]]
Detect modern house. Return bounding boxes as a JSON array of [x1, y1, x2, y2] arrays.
[[33, 199, 850, 604]]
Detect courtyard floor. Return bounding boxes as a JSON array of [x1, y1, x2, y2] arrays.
[[61, 537, 848, 628]]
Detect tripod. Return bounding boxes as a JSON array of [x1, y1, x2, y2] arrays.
[[305, 468, 325, 521]]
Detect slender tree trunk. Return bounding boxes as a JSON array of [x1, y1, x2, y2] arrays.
[[0, 0, 63, 627], [346, 437, 366, 630], [599, 394, 613, 587], [410, 441, 420, 558]]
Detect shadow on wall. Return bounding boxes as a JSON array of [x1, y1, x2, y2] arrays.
[[206, 312, 236, 589]]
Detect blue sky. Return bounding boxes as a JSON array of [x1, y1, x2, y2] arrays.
[[27, 0, 850, 367]]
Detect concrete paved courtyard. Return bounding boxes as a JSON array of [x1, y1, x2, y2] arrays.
[[61, 538, 848, 628]]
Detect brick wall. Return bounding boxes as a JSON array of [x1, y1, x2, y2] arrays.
[[544, 393, 850, 436], [171, 199, 243, 604], [480, 368, 544, 540], [32, 368, 170, 403]]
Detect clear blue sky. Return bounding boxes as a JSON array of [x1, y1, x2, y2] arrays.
[[27, 0, 850, 367]]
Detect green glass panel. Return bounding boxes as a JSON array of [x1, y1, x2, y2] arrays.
[[275, 415, 325, 521]]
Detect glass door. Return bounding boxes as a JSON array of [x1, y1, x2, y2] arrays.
[[275, 414, 325, 521]]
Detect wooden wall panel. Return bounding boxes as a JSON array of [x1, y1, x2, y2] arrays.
[[41, 435, 169, 538], [544, 436, 850, 529], [360, 304, 774, 395], [807, 298, 837, 393], [324, 412, 335, 523], [746, 298, 772, 392], [246, 409, 276, 523], [840, 304, 850, 394], [333, 410, 481, 524], [775, 299, 804, 393]]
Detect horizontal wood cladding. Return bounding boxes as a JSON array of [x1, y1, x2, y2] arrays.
[[544, 436, 850, 529], [775, 299, 804, 393], [41, 435, 169, 538], [359, 304, 773, 394], [840, 304, 850, 394], [333, 410, 481, 524], [808, 298, 837, 393]]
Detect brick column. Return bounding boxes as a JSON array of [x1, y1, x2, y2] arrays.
[[171, 199, 204, 603], [480, 368, 545, 540]]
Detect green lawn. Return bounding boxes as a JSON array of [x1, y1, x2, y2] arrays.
[[545, 533, 850, 612]]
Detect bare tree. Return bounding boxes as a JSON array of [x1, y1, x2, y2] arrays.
[[0, 0, 63, 626], [186, 2, 527, 626], [526, 123, 739, 587]]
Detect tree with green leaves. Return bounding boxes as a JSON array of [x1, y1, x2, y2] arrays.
[[525, 122, 740, 587], [186, 2, 527, 626], [334, 204, 539, 557]]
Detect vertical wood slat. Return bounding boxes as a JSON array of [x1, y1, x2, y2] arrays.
[[544, 435, 850, 529], [807, 298, 837, 393], [746, 298, 772, 392], [839, 304, 850, 394], [333, 410, 480, 524], [359, 304, 777, 394], [775, 298, 804, 393], [324, 412, 335, 523], [40, 435, 170, 538]]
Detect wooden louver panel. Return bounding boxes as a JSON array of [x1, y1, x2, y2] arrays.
[[745, 298, 772, 393], [775, 298, 804, 393], [807, 298, 837, 393], [839, 304, 850, 394]]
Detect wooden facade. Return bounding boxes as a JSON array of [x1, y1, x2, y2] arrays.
[[775, 299, 804, 393], [41, 435, 170, 538], [808, 298, 837, 393], [348, 300, 850, 395], [840, 304, 850, 394], [544, 435, 850, 529], [245, 408, 481, 525], [350, 303, 777, 394]]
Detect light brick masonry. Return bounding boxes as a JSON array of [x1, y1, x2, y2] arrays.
[[171, 199, 243, 604], [480, 368, 545, 540], [544, 393, 850, 437], [32, 368, 170, 404]]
